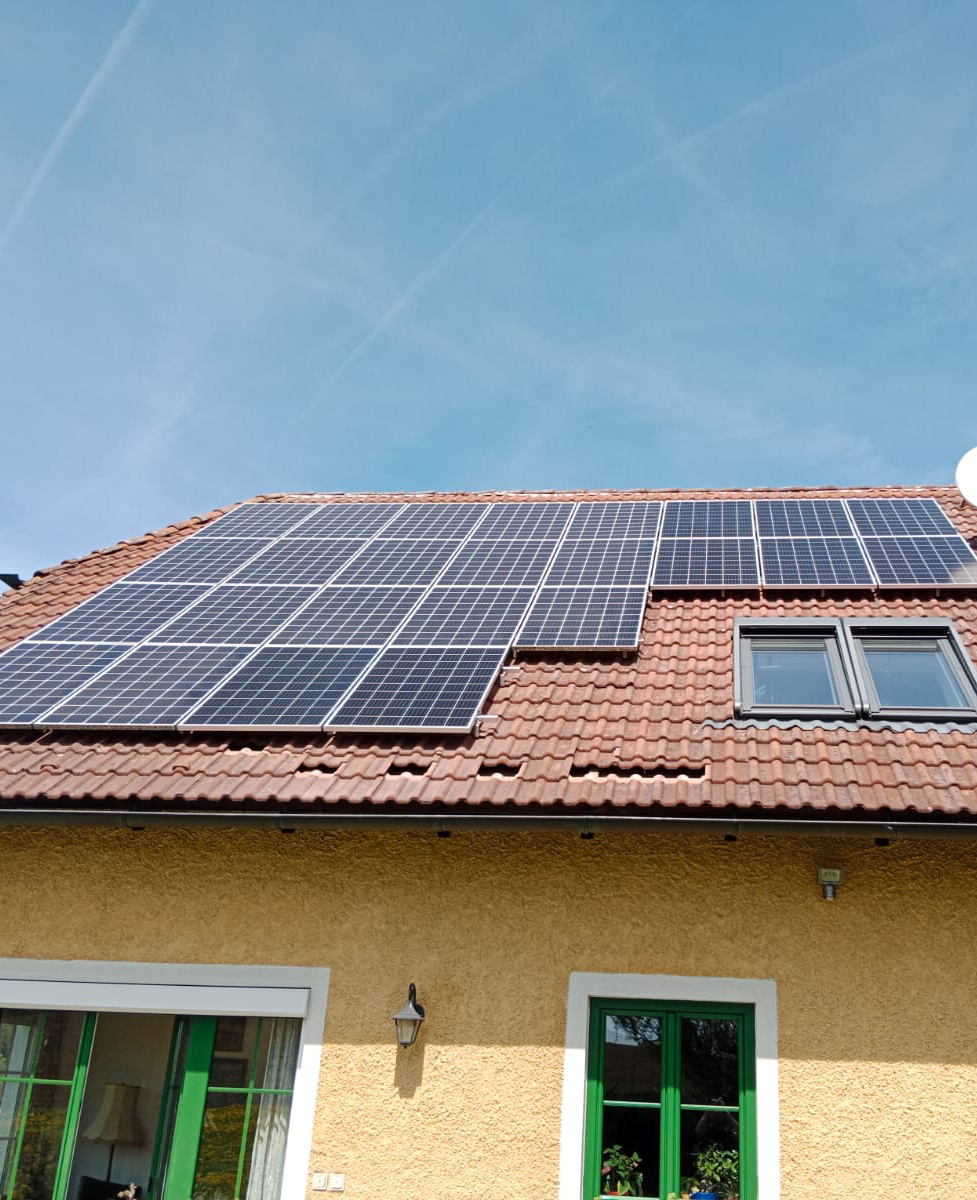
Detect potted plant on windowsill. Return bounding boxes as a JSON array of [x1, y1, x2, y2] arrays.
[[598, 1144, 644, 1196], [683, 1144, 739, 1200]]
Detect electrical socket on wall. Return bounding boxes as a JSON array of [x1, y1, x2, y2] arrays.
[[329, 1174, 346, 1191], [311, 1174, 328, 1191]]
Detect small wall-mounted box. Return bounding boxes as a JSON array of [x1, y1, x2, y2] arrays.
[[311, 1174, 328, 1192]]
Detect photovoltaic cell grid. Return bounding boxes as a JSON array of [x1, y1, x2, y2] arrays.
[[394, 587, 535, 647], [0, 643, 131, 724], [653, 538, 760, 588], [440, 539, 557, 586], [271, 587, 423, 647], [280, 503, 403, 539], [329, 646, 507, 732], [545, 539, 655, 588], [472, 503, 573, 540], [755, 499, 854, 538], [24, 583, 209, 644], [847, 498, 958, 538], [196, 502, 321, 539], [126, 537, 272, 584], [183, 646, 376, 729], [148, 585, 317, 645], [226, 538, 367, 585], [42, 645, 254, 728], [861, 537, 977, 586], [661, 501, 753, 538], [760, 538, 875, 587], [515, 588, 647, 649], [565, 502, 662, 540]]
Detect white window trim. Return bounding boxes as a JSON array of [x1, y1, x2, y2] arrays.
[[0, 957, 329, 1200], [558, 972, 780, 1200]]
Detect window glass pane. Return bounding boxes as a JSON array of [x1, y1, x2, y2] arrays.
[[680, 1018, 739, 1107], [862, 642, 970, 709], [0, 1078, 30, 1193], [680, 1109, 739, 1200], [0, 1013, 41, 1078], [4, 1082, 71, 1200], [750, 643, 839, 707], [193, 1092, 250, 1200], [34, 1012, 85, 1082], [600, 1106, 659, 1198], [604, 1015, 662, 1103]]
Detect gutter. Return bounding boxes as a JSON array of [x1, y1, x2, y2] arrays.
[[1, 808, 977, 839]]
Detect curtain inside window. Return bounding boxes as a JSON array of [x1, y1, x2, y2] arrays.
[[244, 1020, 301, 1200]]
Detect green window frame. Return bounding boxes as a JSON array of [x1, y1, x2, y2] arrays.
[[0, 1009, 97, 1200], [584, 999, 757, 1200]]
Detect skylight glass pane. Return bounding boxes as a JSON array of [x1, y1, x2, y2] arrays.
[[861, 641, 970, 709], [751, 644, 839, 707]]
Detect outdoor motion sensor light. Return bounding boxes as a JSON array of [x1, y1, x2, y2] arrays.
[[393, 982, 425, 1047], [818, 867, 845, 901]]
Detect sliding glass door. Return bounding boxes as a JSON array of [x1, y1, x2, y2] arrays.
[[159, 1016, 301, 1200]]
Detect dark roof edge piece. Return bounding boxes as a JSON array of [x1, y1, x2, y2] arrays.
[[2, 809, 977, 840]]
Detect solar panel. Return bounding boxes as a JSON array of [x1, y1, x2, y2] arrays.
[[661, 500, 753, 538], [754, 499, 854, 538], [182, 645, 376, 729], [282, 503, 403, 539], [328, 646, 505, 731], [225, 538, 367, 585], [544, 539, 655, 587], [439, 539, 557, 586], [861, 536, 977, 586], [846, 497, 958, 538], [24, 582, 208, 644], [565, 502, 662, 539], [271, 587, 423, 647], [652, 538, 759, 587], [147, 585, 317, 645], [471, 503, 574, 539], [383, 502, 489, 539], [759, 538, 875, 587], [196, 502, 320, 539], [515, 587, 646, 649], [0, 642, 130, 725], [40, 644, 254, 728], [393, 587, 534, 646], [331, 539, 458, 585], [126, 537, 270, 584]]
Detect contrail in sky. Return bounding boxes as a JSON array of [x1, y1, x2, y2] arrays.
[[0, 0, 154, 262]]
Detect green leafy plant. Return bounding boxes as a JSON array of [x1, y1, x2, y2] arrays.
[[600, 1143, 644, 1196], [686, 1144, 739, 1198]]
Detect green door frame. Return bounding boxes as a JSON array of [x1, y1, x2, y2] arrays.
[[160, 1017, 217, 1200]]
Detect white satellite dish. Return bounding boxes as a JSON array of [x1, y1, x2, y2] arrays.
[[956, 446, 977, 507]]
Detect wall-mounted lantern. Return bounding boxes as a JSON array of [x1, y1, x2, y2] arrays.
[[393, 983, 425, 1047]]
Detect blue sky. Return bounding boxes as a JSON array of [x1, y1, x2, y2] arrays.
[[1, 1, 976, 573]]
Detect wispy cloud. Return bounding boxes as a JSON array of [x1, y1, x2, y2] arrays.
[[0, 0, 154, 263]]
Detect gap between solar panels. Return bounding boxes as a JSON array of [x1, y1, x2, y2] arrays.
[[0, 496, 975, 736]]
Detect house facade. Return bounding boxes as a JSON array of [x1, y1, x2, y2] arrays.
[[1, 486, 975, 1200]]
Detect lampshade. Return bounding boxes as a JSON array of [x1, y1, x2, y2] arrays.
[[82, 1083, 143, 1146]]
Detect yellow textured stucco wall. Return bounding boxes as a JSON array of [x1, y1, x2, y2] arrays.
[[0, 824, 975, 1198]]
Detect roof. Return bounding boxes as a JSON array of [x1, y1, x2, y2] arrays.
[[2, 484, 976, 825]]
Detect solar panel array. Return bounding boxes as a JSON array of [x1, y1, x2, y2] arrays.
[[1, 496, 975, 734]]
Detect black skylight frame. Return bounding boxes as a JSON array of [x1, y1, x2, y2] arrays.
[[845, 618, 977, 721], [734, 618, 858, 718], [734, 616, 977, 721]]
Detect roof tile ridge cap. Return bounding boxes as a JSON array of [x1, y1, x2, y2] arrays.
[[253, 483, 957, 505], [24, 507, 232, 581]]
